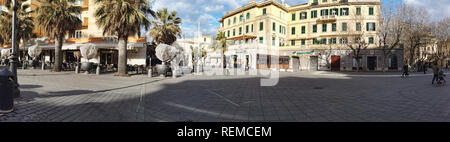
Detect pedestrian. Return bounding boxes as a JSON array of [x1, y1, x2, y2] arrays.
[[402, 64, 409, 78], [432, 62, 439, 84], [423, 64, 427, 74]]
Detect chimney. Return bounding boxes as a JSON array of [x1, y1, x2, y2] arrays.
[[281, 0, 285, 5]]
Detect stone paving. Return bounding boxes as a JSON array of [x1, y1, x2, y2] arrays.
[[0, 69, 449, 122]]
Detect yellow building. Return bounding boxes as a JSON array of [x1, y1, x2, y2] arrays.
[[218, 0, 404, 71], [1, 0, 148, 70]]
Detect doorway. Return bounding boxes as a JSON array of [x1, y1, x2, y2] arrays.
[[331, 56, 341, 71], [310, 56, 318, 71], [367, 56, 377, 71]]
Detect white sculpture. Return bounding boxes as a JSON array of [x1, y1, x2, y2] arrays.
[[28, 45, 42, 60], [155, 44, 181, 64], [1, 49, 11, 59], [80, 44, 98, 61]]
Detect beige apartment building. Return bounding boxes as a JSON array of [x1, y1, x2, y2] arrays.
[[218, 0, 404, 71], [1, 0, 148, 70]]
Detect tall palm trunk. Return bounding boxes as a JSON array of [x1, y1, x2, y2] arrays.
[[54, 35, 63, 72], [117, 36, 128, 76]]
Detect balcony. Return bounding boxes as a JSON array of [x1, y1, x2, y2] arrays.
[[317, 15, 337, 23], [76, 18, 89, 30], [75, 0, 89, 11]]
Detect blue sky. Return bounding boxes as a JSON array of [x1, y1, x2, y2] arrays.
[[152, 0, 449, 38]]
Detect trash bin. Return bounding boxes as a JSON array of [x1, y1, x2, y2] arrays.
[[0, 68, 14, 113]]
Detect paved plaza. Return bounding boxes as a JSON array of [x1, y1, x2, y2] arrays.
[[0, 69, 449, 122]]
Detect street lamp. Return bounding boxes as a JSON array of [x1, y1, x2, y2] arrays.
[[9, 0, 19, 84]]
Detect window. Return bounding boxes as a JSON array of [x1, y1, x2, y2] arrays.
[[332, 23, 336, 32], [340, 38, 347, 44], [272, 37, 276, 46], [246, 25, 249, 33], [342, 22, 347, 32], [263, 8, 266, 15], [228, 19, 231, 25], [260, 22, 264, 31], [240, 15, 243, 22], [239, 27, 242, 35], [227, 30, 230, 37], [369, 37, 374, 44], [353, 57, 362, 68], [70, 31, 82, 38], [291, 27, 296, 35], [259, 37, 264, 44], [233, 29, 235, 36], [321, 38, 327, 45], [311, 10, 317, 18], [369, 7, 374, 15], [292, 13, 296, 21], [321, 9, 329, 16], [313, 25, 317, 33], [291, 40, 295, 46], [300, 12, 307, 20], [356, 7, 361, 15], [367, 22, 376, 31], [313, 38, 320, 44], [330, 38, 337, 44], [233, 17, 236, 24], [273, 22, 276, 31], [322, 24, 327, 32], [322, 0, 327, 2], [356, 22, 361, 31], [251, 24, 253, 32], [332, 8, 339, 16], [301, 40, 306, 45], [312, 0, 318, 5], [340, 8, 349, 16], [301, 26, 306, 34], [246, 13, 250, 19], [222, 22, 224, 27]]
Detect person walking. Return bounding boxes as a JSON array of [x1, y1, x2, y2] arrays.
[[432, 62, 440, 84], [402, 64, 409, 78], [423, 64, 427, 74]]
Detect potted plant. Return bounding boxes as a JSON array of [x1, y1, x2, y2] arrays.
[[27, 45, 42, 69], [79, 44, 98, 74]]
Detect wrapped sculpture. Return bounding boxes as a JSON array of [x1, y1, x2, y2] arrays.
[[155, 44, 181, 76], [1, 49, 11, 65], [79, 44, 98, 72], [27, 45, 42, 68]]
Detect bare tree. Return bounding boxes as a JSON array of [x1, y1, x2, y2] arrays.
[[378, 1, 404, 72], [400, 3, 431, 70], [430, 17, 450, 67], [340, 8, 370, 72]]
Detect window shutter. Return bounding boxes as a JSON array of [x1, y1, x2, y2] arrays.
[[367, 23, 369, 31]]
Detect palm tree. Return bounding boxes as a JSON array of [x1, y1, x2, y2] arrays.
[[35, 0, 82, 72], [149, 8, 182, 45], [94, 0, 152, 76], [215, 31, 227, 69], [0, 0, 35, 52]]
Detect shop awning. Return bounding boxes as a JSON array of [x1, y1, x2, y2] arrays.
[[295, 51, 314, 55]]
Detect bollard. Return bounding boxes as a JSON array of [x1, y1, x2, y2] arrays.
[[172, 68, 177, 78], [148, 69, 152, 78], [75, 66, 79, 74], [41, 63, 45, 70], [96, 65, 100, 75]]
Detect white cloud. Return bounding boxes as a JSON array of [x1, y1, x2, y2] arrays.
[[403, 0, 450, 21]]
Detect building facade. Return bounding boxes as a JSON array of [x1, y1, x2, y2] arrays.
[[1, 0, 148, 71], [218, 0, 404, 72]]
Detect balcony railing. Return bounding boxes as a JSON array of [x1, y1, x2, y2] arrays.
[[319, 15, 337, 21]]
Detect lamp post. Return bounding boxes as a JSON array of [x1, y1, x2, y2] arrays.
[[9, 0, 19, 84]]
